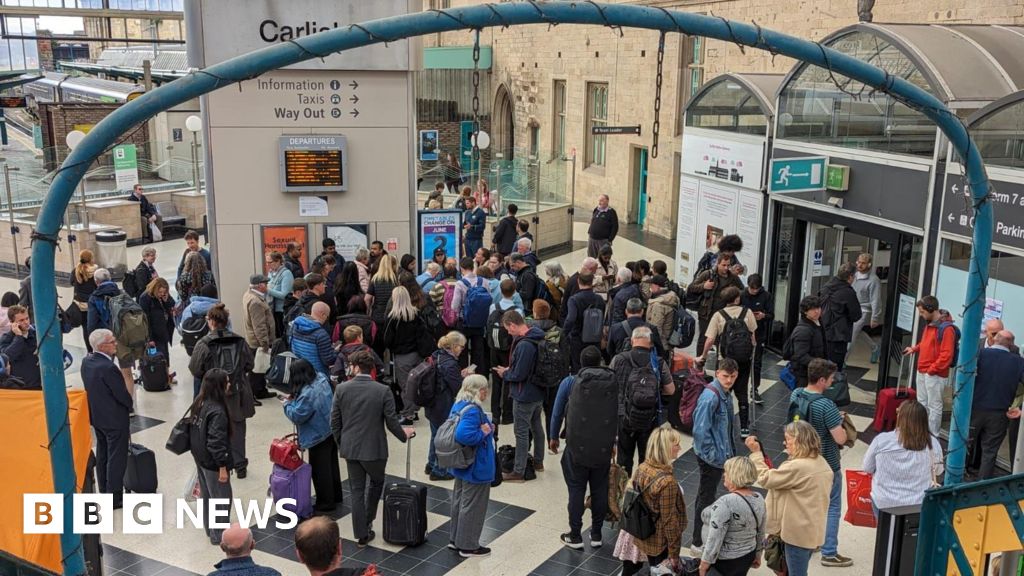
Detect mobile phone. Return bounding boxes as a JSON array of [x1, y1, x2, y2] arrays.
[[467, 363, 477, 373]]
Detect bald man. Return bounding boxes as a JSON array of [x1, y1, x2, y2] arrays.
[[971, 330, 1024, 479], [209, 523, 281, 575], [290, 301, 338, 375], [981, 319, 1020, 354], [295, 516, 361, 576], [587, 194, 619, 258]]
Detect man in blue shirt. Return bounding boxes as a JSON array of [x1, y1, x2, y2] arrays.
[[972, 330, 1024, 479], [209, 523, 281, 575], [493, 310, 546, 482], [691, 358, 737, 555], [463, 195, 487, 260], [416, 262, 442, 292]]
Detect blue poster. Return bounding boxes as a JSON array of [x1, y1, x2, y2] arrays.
[[419, 129, 439, 161], [417, 210, 463, 272]]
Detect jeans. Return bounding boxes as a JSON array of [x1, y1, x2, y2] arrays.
[[616, 423, 653, 477], [692, 457, 725, 547], [970, 410, 1010, 479], [345, 459, 387, 540], [512, 400, 544, 475], [427, 421, 444, 476], [464, 237, 483, 260], [916, 372, 948, 436], [822, 468, 842, 557], [561, 450, 610, 540], [784, 542, 815, 576], [195, 462, 233, 545]]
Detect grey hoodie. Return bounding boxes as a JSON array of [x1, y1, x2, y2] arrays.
[[852, 271, 882, 324]]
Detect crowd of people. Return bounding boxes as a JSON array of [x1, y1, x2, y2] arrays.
[[8, 189, 1022, 576]]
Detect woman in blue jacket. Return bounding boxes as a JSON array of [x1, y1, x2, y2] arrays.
[[448, 374, 496, 558], [283, 359, 341, 514], [426, 331, 472, 481]]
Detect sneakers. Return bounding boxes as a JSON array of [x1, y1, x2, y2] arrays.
[[752, 388, 764, 405], [690, 544, 703, 557], [821, 554, 854, 567], [236, 468, 247, 479], [447, 541, 457, 550], [357, 530, 376, 548], [502, 472, 525, 483], [590, 535, 603, 548], [560, 533, 584, 550], [459, 547, 491, 558]]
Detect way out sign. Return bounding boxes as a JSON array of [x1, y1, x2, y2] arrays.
[[769, 156, 826, 193], [113, 144, 139, 190]]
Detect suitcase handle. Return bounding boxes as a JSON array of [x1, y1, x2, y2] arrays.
[[405, 429, 414, 481]]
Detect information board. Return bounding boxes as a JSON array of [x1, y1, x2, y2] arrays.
[[279, 135, 348, 192], [417, 210, 462, 273]]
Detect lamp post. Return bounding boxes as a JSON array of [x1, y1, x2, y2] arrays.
[[185, 115, 203, 193], [562, 147, 577, 241], [2, 160, 22, 277], [66, 130, 88, 234]]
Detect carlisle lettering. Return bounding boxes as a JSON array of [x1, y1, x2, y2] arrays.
[[260, 19, 341, 43]]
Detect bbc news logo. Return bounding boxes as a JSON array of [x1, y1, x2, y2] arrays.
[[24, 494, 299, 534]]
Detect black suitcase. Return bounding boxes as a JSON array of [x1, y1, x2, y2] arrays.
[[124, 442, 158, 493], [383, 435, 427, 546], [140, 352, 170, 392]]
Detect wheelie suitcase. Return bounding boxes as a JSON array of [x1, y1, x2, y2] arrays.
[[873, 378, 916, 432], [124, 442, 158, 493], [383, 434, 427, 546], [140, 350, 170, 392]]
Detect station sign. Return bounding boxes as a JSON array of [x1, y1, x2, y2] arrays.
[[769, 156, 827, 193], [941, 178, 1024, 252], [279, 135, 348, 192]]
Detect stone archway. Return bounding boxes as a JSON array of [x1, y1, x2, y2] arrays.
[[493, 83, 515, 161]]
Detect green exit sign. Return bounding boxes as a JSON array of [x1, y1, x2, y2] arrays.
[[827, 164, 850, 191]]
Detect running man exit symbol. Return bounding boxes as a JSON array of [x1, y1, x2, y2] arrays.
[[769, 157, 827, 193]]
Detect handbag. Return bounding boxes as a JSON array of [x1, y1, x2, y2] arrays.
[[841, 413, 858, 447], [824, 371, 851, 407], [64, 300, 84, 328], [764, 533, 787, 573], [843, 470, 877, 528], [779, 362, 797, 391], [253, 347, 271, 374], [165, 409, 192, 455], [269, 433, 303, 470], [620, 473, 666, 540]]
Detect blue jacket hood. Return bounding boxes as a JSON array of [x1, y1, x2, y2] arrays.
[[292, 315, 324, 335], [186, 296, 218, 311], [524, 325, 546, 341], [93, 281, 120, 298]]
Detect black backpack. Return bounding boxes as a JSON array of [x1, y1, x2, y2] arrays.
[[180, 314, 209, 356], [487, 302, 514, 351], [615, 320, 634, 355], [565, 367, 618, 467], [580, 305, 604, 345], [624, 350, 662, 431], [207, 336, 245, 380], [122, 270, 139, 298], [718, 308, 754, 360], [533, 337, 569, 389]]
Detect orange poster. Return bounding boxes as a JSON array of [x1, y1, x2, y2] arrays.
[[261, 225, 309, 274]]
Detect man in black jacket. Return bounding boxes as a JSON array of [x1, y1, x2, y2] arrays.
[[563, 273, 606, 374], [492, 203, 519, 256], [284, 242, 305, 279], [587, 194, 619, 258], [81, 329, 133, 508], [818, 264, 862, 371], [0, 305, 41, 389], [510, 253, 540, 313], [787, 296, 827, 388], [128, 184, 162, 243], [560, 257, 600, 325], [607, 297, 665, 359], [687, 255, 744, 356], [740, 273, 774, 403]]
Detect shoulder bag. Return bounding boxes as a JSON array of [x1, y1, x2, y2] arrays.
[[165, 408, 192, 455], [620, 472, 667, 540]]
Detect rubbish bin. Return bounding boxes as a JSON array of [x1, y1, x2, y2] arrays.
[[94, 230, 127, 280]]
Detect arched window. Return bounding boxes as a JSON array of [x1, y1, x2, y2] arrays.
[[972, 100, 1024, 170], [686, 79, 769, 135]]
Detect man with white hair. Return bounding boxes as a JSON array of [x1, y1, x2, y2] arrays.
[[560, 257, 601, 324], [417, 261, 443, 292], [81, 329, 133, 509], [209, 523, 281, 575], [516, 237, 540, 268], [86, 267, 136, 395], [587, 194, 619, 258], [354, 247, 371, 293]]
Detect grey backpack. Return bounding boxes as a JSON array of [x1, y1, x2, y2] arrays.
[[433, 404, 479, 470]]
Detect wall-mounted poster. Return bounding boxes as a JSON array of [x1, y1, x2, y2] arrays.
[[417, 210, 462, 272], [680, 130, 765, 191], [323, 223, 369, 264], [261, 224, 308, 274], [419, 129, 439, 161]]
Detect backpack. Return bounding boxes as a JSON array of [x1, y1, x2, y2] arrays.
[[667, 305, 696, 348], [409, 355, 440, 407], [180, 313, 209, 356], [334, 314, 376, 345], [685, 271, 713, 312], [418, 302, 445, 340], [565, 368, 618, 467], [460, 278, 492, 329], [624, 350, 662, 431], [109, 292, 149, 348], [615, 321, 635, 355], [580, 304, 604, 345], [788, 389, 828, 423], [717, 308, 754, 360], [937, 321, 961, 371], [208, 337, 243, 377], [441, 282, 459, 328], [122, 270, 139, 298], [782, 328, 796, 361], [677, 368, 712, 433], [433, 404, 478, 470], [533, 337, 570, 389], [487, 302, 514, 351]]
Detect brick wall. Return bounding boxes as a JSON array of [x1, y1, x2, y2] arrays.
[[416, 118, 493, 184], [39, 103, 151, 174]]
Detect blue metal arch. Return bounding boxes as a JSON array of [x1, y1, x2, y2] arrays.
[[31, 3, 993, 574]]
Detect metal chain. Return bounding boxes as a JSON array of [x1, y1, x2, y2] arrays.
[[651, 32, 665, 159], [471, 29, 481, 165]]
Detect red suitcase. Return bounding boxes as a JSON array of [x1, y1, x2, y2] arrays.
[[873, 383, 916, 432]]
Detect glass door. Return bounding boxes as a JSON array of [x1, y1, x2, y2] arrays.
[[803, 223, 841, 299]]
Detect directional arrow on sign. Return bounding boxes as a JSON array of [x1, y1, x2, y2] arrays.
[[350, 109, 359, 118], [349, 80, 359, 90], [952, 184, 959, 195], [349, 94, 359, 104], [948, 213, 955, 223]]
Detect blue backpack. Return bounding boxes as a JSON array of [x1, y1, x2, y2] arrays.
[[460, 277, 492, 329]]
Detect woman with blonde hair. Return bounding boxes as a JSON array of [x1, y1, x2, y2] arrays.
[[382, 286, 423, 424], [366, 253, 399, 354], [698, 456, 766, 575], [863, 400, 943, 512], [425, 331, 474, 480], [745, 422, 833, 576], [616, 423, 688, 576], [447, 374, 495, 557], [138, 277, 176, 384], [71, 249, 98, 350]]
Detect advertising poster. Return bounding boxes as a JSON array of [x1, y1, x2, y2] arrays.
[[674, 176, 699, 282], [983, 297, 1004, 336], [323, 223, 369, 263], [261, 225, 308, 274], [417, 210, 462, 272], [680, 130, 764, 191], [419, 129, 439, 161], [113, 143, 139, 190]]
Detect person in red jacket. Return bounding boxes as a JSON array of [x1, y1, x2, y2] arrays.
[[902, 296, 958, 435]]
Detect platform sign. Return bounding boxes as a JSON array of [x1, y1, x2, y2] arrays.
[[417, 210, 462, 273], [279, 135, 348, 192], [769, 156, 827, 193], [113, 144, 139, 190], [261, 224, 308, 274]]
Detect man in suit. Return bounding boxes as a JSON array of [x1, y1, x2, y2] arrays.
[[81, 329, 133, 508], [128, 184, 162, 243], [330, 350, 413, 548]]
